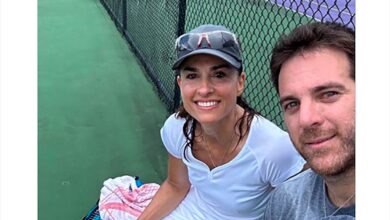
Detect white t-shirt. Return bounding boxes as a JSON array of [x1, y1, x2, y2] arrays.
[[161, 114, 305, 220]]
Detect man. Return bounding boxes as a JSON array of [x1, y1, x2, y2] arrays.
[[264, 22, 355, 219]]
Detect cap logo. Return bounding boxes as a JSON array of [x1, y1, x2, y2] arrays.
[[197, 33, 212, 48]]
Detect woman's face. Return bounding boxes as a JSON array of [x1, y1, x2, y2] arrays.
[[177, 54, 245, 125]]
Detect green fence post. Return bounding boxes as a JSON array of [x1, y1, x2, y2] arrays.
[[122, 0, 127, 33], [173, 0, 187, 112]]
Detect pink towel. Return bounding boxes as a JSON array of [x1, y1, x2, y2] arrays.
[[99, 175, 160, 220]]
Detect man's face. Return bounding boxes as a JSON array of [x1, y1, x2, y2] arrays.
[[278, 48, 355, 176]]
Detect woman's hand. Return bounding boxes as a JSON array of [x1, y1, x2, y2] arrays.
[[138, 154, 191, 220]]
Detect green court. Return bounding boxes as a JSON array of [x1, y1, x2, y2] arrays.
[[38, 0, 168, 219]]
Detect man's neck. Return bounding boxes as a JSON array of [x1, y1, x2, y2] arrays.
[[323, 167, 355, 207]]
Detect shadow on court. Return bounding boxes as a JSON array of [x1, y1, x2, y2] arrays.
[[38, 0, 168, 219]]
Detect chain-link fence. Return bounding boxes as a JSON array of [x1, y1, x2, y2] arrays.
[[100, 0, 355, 128]]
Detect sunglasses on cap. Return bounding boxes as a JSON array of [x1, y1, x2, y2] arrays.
[[175, 30, 242, 58]]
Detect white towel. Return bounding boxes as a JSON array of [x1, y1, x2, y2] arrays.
[[99, 175, 160, 220]]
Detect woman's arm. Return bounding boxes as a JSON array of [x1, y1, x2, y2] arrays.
[[138, 154, 191, 220]]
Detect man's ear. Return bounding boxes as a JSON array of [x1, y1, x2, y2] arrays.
[[237, 72, 246, 96]]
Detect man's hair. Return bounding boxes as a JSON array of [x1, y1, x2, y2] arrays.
[[270, 22, 355, 93]]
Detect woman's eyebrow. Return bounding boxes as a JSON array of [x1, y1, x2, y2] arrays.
[[181, 63, 231, 72], [182, 66, 197, 72], [211, 63, 231, 70]]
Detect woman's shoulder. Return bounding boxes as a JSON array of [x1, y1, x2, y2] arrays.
[[246, 116, 298, 161], [253, 115, 286, 131], [163, 113, 186, 130], [248, 115, 289, 144], [161, 113, 187, 158], [161, 113, 187, 143]]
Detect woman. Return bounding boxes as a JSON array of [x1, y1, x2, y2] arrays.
[[138, 24, 305, 220]]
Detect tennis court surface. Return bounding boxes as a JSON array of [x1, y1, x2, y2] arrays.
[[38, 0, 168, 219]]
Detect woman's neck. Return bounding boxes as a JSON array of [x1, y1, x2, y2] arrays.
[[199, 105, 244, 147]]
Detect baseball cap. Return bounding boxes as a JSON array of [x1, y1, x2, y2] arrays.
[[172, 24, 243, 70]]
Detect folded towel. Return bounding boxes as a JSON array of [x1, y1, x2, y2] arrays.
[[99, 175, 160, 220]]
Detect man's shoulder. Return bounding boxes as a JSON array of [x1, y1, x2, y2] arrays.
[[264, 169, 322, 219], [272, 169, 320, 199]]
